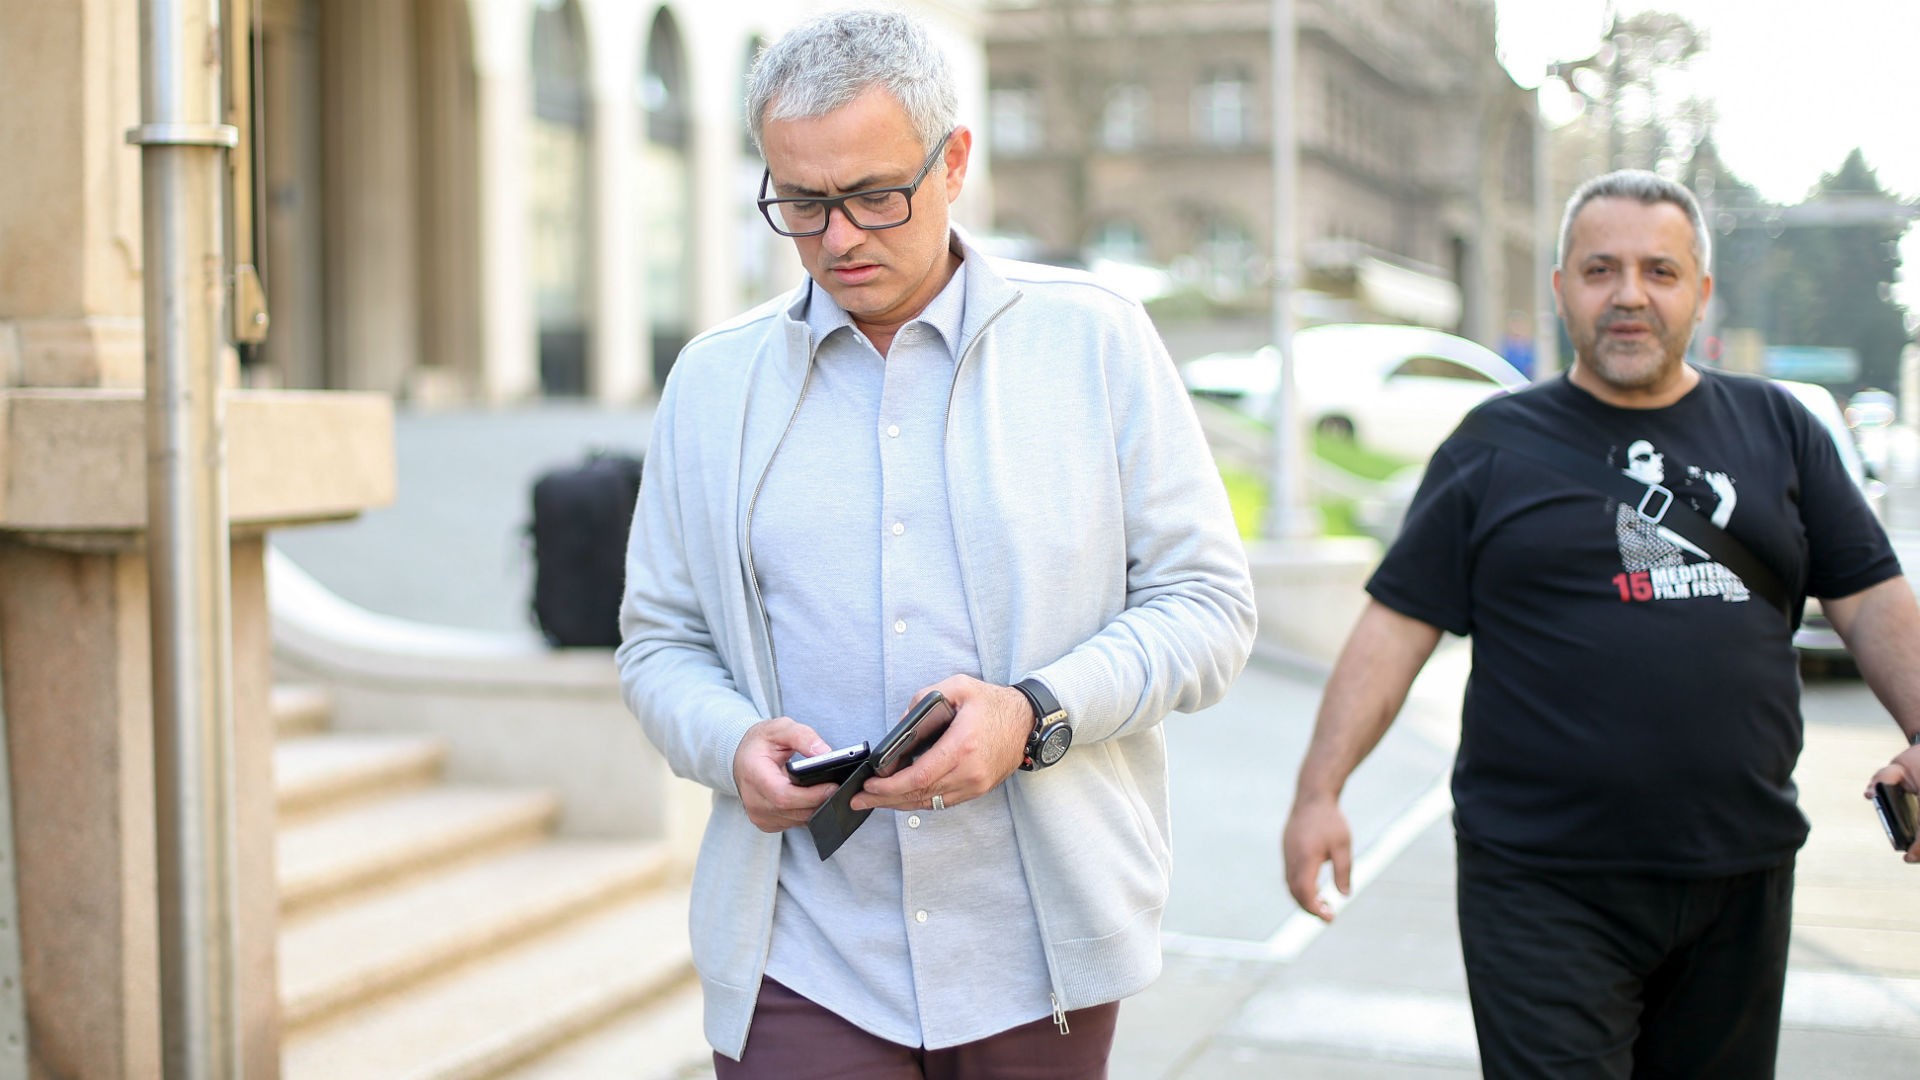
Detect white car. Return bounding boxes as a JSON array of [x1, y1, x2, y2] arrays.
[[1179, 324, 1530, 463], [1774, 379, 1893, 659]]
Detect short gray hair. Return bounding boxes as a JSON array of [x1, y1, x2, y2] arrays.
[[1557, 169, 1713, 274], [746, 9, 958, 159]]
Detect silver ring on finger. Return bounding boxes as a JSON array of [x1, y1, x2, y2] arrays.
[[931, 794, 946, 811]]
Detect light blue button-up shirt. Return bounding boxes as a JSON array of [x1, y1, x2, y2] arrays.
[[753, 259, 1053, 1048]]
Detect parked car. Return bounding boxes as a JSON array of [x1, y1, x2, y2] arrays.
[[1774, 379, 1893, 659], [1845, 387, 1898, 479], [1178, 324, 1530, 464]]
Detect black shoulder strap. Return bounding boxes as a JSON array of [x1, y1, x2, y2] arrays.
[[1455, 409, 1791, 618]]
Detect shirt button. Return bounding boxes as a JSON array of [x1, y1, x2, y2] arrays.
[[891, 522, 905, 536], [907, 815, 921, 828], [887, 424, 901, 438], [914, 910, 928, 923], [894, 620, 906, 634]]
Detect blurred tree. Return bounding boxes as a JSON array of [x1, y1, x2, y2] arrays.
[[1699, 149, 1911, 392], [1552, 9, 1715, 179]]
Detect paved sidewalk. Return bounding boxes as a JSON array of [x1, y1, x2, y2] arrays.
[[1120, 647, 1920, 1078]]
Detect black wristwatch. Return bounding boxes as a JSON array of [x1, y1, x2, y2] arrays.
[[1013, 677, 1072, 771]]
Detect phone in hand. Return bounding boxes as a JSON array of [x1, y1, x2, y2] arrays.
[[1872, 782, 1918, 851], [871, 692, 956, 777], [786, 742, 870, 787]]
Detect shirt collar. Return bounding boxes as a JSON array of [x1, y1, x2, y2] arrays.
[[802, 234, 969, 358]]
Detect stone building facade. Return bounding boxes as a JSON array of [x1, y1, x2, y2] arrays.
[[234, 0, 988, 405], [984, 0, 1540, 346]]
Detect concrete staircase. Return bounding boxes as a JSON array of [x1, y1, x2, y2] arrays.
[[271, 684, 709, 1080]]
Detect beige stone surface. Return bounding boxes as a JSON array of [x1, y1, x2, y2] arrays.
[[276, 786, 560, 914], [280, 887, 693, 1080], [0, 542, 162, 1079], [0, 0, 143, 327], [6, 316, 144, 388], [1245, 536, 1383, 665], [278, 839, 670, 1028], [0, 388, 395, 534]]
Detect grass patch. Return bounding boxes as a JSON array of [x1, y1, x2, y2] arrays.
[[1219, 464, 1367, 539], [1311, 432, 1412, 481], [1219, 465, 1268, 539]]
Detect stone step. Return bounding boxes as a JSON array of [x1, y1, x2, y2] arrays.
[[281, 886, 695, 1080], [278, 786, 561, 916], [274, 732, 449, 819], [496, 978, 708, 1080], [280, 839, 673, 1029], [272, 684, 334, 738]]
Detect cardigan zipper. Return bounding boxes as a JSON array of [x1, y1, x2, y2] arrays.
[[743, 355, 818, 699]]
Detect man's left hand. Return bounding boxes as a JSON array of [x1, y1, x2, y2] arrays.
[[1865, 741, 1920, 864], [852, 675, 1033, 812]]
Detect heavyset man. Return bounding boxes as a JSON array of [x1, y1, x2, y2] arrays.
[[1282, 169, 1920, 1078], [616, 10, 1255, 1077]]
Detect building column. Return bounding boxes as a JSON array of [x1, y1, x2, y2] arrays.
[[471, 1, 539, 403], [0, 0, 144, 390], [582, 0, 648, 405], [321, 0, 422, 396], [688, 24, 742, 339]]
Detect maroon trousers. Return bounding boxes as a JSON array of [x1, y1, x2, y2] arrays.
[[714, 977, 1121, 1080]]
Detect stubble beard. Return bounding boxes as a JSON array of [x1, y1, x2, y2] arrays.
[[1577, 311, 1692, 393]]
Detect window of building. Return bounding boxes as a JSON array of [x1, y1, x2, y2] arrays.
[[640, 8, 694, 386], [1100, 82, 1149, 150], [1193, 69, 1247, 146], [1195, 216, 1255, 294], [530, 0, 590, 395], [989, 81, 1042, 155]]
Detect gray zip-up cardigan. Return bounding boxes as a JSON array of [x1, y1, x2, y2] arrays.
[[616, 235, 1257, 1058]]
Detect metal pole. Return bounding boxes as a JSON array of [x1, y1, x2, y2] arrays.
[[1532, 85, 1560, 379], [1264, 0, 1316, 539], [0, 625, 27, 1079], [128, 0, 243, 1075]]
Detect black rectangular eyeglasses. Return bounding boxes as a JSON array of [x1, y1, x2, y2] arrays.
[[757, 129, 955, 238]]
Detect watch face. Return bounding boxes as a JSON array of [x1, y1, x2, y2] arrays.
[[1037, 723, 1072, 766]]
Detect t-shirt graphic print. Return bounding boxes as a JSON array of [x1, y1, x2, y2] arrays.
[[1612, 437, 1749, 603]]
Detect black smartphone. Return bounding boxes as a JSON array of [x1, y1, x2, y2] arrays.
[[786, 742, 870, 787], [871, 692, 957, 777], [1873, 782, 1918, 851]]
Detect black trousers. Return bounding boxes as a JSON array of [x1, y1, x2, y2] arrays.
[[1456, 837, 1794, 1080]]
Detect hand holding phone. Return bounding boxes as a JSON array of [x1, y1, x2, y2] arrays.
[[871, 692, 956, 777], [786, 742, 869, 787], [1873, 782, 1918, 852]]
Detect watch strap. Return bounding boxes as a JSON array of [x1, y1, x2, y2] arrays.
[[1014, 678, 1067, 771]]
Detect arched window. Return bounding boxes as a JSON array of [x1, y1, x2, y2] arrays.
[[529, 0, 591, 394], [640, 8, 694, 386]]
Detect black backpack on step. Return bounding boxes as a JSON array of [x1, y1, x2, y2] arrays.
[[528, 451, 644, 647]]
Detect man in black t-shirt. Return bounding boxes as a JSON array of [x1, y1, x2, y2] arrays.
[[1280, 170, 1920, 1079]]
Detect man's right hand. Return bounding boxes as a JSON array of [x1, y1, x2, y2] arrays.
[[1281, 795, 1353, 922], [733, 717, 838, 832]]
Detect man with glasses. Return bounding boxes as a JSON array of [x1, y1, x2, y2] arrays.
[[616, 10, 1255, 1078]]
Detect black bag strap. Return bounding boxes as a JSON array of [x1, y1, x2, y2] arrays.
[[1455, 409, 1791, 619]]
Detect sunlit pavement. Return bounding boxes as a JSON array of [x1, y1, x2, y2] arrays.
[[279, 406, 1920, 1079], [1122, 644, 1920, 1078]]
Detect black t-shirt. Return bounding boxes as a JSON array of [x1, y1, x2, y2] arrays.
[[1369, 367, 1900, 876]]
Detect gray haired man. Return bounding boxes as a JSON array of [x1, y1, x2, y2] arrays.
[[1281, 169, 1920, 1078], [616, 9, 1256, 1077]]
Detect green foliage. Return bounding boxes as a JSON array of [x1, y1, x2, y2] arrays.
[[1703, 149, 1911, 392], [1218, 461, 1371, 540], [1311, 432, 1412, 482]]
